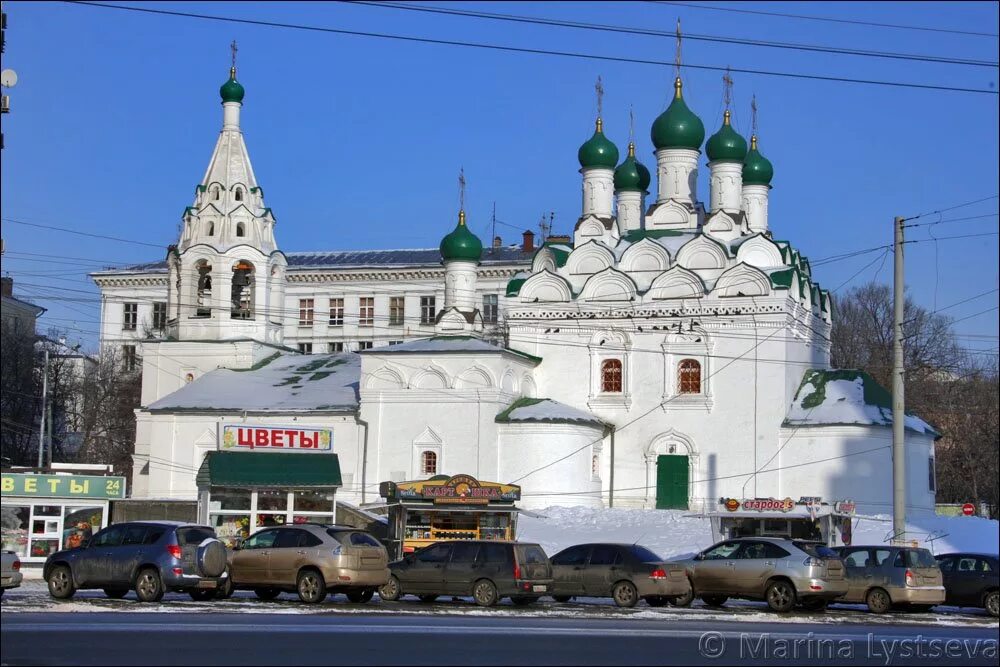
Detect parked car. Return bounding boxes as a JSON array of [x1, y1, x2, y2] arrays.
[[548, 543, 690, 608], [935, 552, 999, 618], [219, 524, 389, 604], [43, 521, 229, 602], [378, 540, 553, 607], [1, 550, 23, 598], [835, 545, 945, 613], [674, 537, 848, 612]]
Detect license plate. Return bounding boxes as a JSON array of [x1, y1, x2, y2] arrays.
[[196, 580, 217, 589], [532, 585, 547, 593]]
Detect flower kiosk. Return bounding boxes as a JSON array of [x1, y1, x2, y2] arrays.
[[379, 474, 522, 561]]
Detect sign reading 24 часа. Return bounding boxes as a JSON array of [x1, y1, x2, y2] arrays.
[[1, 473, 127, 499], [222, 425, 332, 451]]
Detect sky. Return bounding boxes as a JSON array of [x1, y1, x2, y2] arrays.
[[1, 1, 998, 355]]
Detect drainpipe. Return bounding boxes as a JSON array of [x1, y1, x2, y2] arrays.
[[355, 415, 370, 505], [607, 424, 616, 509]]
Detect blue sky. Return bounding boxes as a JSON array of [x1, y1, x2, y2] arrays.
[[1, 1, 997, 355]]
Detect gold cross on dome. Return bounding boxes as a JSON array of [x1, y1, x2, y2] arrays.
[[675, 18, 682, 79], [458, 167, 466, 212], [595, 75, 604, 117], [722, 67, 734, 109], [629, 105, 635, 143], [751, 94, 758, 135], [230, 40, 239, 70]]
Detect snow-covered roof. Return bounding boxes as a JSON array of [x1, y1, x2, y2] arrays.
[[147, 353, 360, 413], [496, 397, 605, 428], [784, 369, 938, 437], [362, 336, 541, 364]]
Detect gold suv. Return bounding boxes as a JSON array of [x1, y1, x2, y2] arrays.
[[220, 524, 390, 603]]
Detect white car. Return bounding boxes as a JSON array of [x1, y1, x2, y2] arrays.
[[1, 550, 23, 598]]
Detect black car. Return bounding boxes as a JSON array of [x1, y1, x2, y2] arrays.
[[44, 521, 229, 602], [935, 552, 999, 617], [378, 540, 553, 607], [548, 543, 690, 607]]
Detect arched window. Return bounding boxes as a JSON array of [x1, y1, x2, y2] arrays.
[[212, 187, 220, 201], [678, 359, 702, 394], [234, 188, 243, 201], [236, 222, 245, 237], [207, 222, 215, 236], [196, 262, 213, 317], [421, 451, 438, 476], [601, 359, 623, 393], [231, 261, 254, 320], [592, 454, 600, 478]]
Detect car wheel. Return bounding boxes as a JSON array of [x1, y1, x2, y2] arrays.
[[701, 595, 728, 608], [800, 599, 829, 611], [346, 589, 375, 603], [511, 596, 539, 606], [47, 565, 76, 600], [103, 588, 129, 600], [418, 594, 439, 603], [254, 588, 282, 601], [765, 580, 796, 613], [612, 581, 639, 608], [983, 590, 998, 618], [379, 576, 402, 601], [865, 587, 892, 614], [670, 581, 694, 607], [645, 596, 668, 607], [135, 568, 165, 603], [188, 589, 216, 602], [216, 571, 234, 599], [552, 595, 573, 603], [296, 569, 327, 604], [472, 579, 498, 607]]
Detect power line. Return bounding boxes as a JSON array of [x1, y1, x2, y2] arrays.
[[61, 2, 999, 96], [646, 1, 1000, 39], [3, 217, 169, 249], [902, 194, 999, 222], [903, 212, 999, 229], [344, 1, 998, 68], [923, 288, 1000, 317], [949, 306, 999, 326]]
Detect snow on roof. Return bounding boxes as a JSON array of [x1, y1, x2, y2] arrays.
[[784, 369, 938, 436], [363, 336, 541, 363], [496, 397, 605, 428], [147, 353, 360, 413]]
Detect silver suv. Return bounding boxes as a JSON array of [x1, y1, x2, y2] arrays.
[[675, 537, 848, 612], [44, 521, 229, 602]]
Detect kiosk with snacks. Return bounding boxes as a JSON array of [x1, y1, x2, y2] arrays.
[[379, 474, 522, 561], [695, 497, 864, 548]]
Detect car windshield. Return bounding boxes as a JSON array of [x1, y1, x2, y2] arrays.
[[793, 541, 838, 558], [630, 545, 663, 563], [904, 549, 938, 568]]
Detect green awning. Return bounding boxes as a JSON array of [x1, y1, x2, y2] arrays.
[[197, 451, 342, 488]]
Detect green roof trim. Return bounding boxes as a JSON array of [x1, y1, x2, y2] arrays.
[[506, 277, 527, 297], [543, 244, 571, 267], [622, 229, 688, 244], [495, 397, 546, 422], [197, 451, 342, 488], [767, 267, 797, 289], [495, 397, 605, 428], [197, 185, 207, 193], [231, 352, 282, 372]]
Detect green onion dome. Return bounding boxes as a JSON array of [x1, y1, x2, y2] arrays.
[[220, 67, 245, 104], [614, 143, 651, 192], [742, 135, 774, 186], [651, 78, 706, 151], [705, 110, 748, 163], [577, 118, 620, 169], [439, 210, 483, 263]]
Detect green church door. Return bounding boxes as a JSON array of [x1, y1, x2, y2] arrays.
[[656, 455, 689, 510]]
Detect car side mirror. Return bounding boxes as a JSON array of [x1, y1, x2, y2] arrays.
[[403, 553, 415, 563], [694, 553, 704, 561], [234, 538, 245, 550], [82, 538, 92, 549]]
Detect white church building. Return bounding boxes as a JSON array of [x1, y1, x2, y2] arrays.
[[92, 64, 939, 523]]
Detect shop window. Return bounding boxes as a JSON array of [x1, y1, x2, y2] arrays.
[[293, 490, 334, 513], [208, 487, 251, 511], [1, 506, 30, 557], [678, 359, 702, 394], [421, 451, 438, 476], [600, 359, 623, 393], [210, 514, 250, 550], [257, 489, 288, 511]]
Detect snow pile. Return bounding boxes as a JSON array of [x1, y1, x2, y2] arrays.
[[518, 506, 998, 559], [496, 398, 604, 427]]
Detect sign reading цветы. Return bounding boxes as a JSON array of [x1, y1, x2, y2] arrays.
[[1, 473, 127, 499], [222, 425, 332, 451]]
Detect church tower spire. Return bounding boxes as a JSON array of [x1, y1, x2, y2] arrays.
[[166, 46, 286, 344]]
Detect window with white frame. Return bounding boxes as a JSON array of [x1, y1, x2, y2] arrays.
[[359, 297, 374, 327], [389, 297, 405, 326], [207, 487, 335, 549], [420, 296, 436, 324], [483, 294, 498, 324], [122, 303, 138, 331], [601, 359, 623, 393], [421, 451, 438, 476], [299, 299, 314, 327], [329, 298, 344, 326]]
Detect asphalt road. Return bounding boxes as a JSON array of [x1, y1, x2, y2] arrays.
[[2, 612, 998, 666]]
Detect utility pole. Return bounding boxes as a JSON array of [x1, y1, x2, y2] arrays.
[[892, 216, 906, 544], [45, 402, 53, 468], [37, 348, 49, 468]]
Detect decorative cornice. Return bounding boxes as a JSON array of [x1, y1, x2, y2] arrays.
[[92, 276, 169, 288], [287, 267, 522, 283]]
